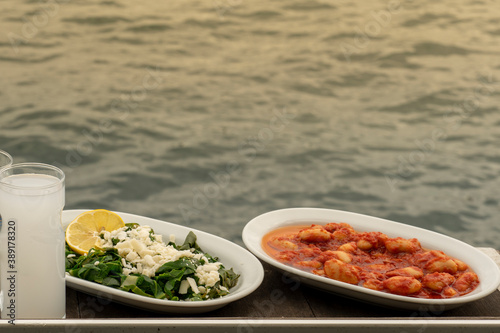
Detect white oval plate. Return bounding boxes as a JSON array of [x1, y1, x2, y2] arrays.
[[64, 210, 264, 314], [242, 208, 500, 311]]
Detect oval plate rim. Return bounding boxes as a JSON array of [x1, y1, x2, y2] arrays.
[[242, 207, 500, 311], [64, 209, 264, 314]]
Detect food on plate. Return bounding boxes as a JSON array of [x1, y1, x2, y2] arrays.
[[65, 209, 125, 255], [262, 223, 479, 298], [65, 210, 239, 301]]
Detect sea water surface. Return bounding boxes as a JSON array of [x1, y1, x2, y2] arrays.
[[1, 0, 500, 248]]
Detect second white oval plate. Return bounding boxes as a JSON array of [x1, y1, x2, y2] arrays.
[[64, 209, 264, 314], [242, 208, 500, 311]]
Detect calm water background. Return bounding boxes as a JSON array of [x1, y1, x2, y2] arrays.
[[1, 0, 500, 248]]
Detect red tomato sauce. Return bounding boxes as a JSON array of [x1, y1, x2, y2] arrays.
[[262, 223, 479, 299]]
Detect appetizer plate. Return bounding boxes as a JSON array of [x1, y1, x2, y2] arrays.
[[242, 208, 500, 311], [63, 210, 264, 314]]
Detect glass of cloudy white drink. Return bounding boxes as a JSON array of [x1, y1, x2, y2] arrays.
[[0, 163, 65, 320]]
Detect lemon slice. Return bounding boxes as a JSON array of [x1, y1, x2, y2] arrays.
[[65, 209, 125, 255]]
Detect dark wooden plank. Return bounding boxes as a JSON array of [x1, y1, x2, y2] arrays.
[[65, 287, 80, 319], [445, 291, 500, 317], [210, 261, 313, 318], [76, 289, 125, 319]]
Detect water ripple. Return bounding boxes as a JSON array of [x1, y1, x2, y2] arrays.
[[422, 180, 480, 189], [62, 16, 131, 25], [183, 18, 236, 28], [13, 110, 70, 122], [102, 37, 148, 45], [401, 13, 456, 28], [283, 1, 336, 11], [288, 82, 336, 97], [234, 11, 282, 19], [325, 72, 386, 87], [106, 172, 177, 201], [312, 189, 385, 202], [126, 24, 173, 33], [384, 211, 469, 232], [380, 91, 457, 113], [0, 54, 61, 63]]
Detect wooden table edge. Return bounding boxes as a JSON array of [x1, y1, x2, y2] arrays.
[[2, 318, 500, 333]]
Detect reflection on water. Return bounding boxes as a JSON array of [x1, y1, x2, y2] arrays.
[[1, 0, 500, 248]]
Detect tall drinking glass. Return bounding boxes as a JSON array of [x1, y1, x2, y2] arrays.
[[0, 163, 65, 321], [0, 149, 13, 227], [0, 150, 13, 296]]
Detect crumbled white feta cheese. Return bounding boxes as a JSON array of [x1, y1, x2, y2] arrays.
[[126, 251, 138, 262], [187, 277, 199, 294], [196, 262, 221, 287], [97, 225, 225, 284], [179, 280, 189, 294], [143, 254, 155, 267]]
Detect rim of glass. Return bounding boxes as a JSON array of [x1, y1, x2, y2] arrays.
[[0, 149, 13, 165], [0, 162, 65, 190]]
